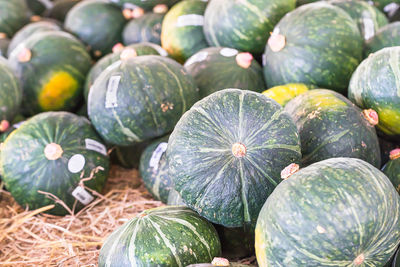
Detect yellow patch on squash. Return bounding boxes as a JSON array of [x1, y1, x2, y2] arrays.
[[255, 225, 267, 267], [377, 108, 400, 135], [38, 71, 78, 111], [262, 83, 309, 106]]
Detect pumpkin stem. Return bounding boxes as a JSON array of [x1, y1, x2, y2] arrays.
[[281, 163, 300, 179], [44, 143, 63, 160], [236, 52, 253, 69], [0, 120, 9, 132], [30, 15, 41, 22], [232, 143, 246, 158], [0, 32, 7, 39], [120, 48, 138, 60], [18, 48, 32, 62], [362, 109, 379, 126], [268, 33, 286, 52], [390, 148, 400, 160], [153, 4, 168, 13], [353, 253, 365, 265], [211, 257, 230, 266], [112, 43, 124, 53]]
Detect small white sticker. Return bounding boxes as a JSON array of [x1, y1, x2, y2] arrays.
[[85, 139, 107, 156], [176, 14, 204, 27], [12, 121, 25, 129], [71, 186, 94, 205], [384, 3, 400, 15], [68, 154, 85, 173], [220, 48, 238, 57], [184, 51, 208, 67], [363, 17, 375, 40], [149, 142, 168, 171], [105, 75, 121, 108], [262, 54, 267, 66]]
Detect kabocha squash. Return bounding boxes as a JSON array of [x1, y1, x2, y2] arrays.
[[255, 157, 400, 267], [0, 58, 22, 133], [8, 31, 91, 116], [64, 0, 126, 58], [366, 22, 400, 55], [284, 89, 381, 167], [184, 47, 265, 98], [45, 0, 81, 22], [88, 55, 199, 146], [111, 0, 180, 11], [161, 0, 208, 63], [84, 42, 167, 101], [7, 21, 62, 57], [203, 0, 296, 55], [139, 135, 171, 203], [383, 149, 400, 194], [167, 89, 301, 227], [263, 2, 363, 93], [0, 112, 110, 216], [98, 206, 221, 267], [122, 12, 164, 46], [0, 0, 30, 37], [262, 83, 311, 107], [348, 46, 400, 140]]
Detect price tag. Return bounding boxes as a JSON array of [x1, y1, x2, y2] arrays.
[[149, 142, 168, 171], [105, 75, 121, 108], [72, 186, 94, 205], [85, 139, 107, 156]]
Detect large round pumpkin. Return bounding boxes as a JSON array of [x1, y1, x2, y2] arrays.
[[255, 157, 400, 267], [167, 89, 301, 227]]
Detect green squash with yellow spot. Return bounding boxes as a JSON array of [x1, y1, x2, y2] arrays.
[[8, 31, 91, 116], [349, 46, 400, 141], [262, 83, 311, 107]]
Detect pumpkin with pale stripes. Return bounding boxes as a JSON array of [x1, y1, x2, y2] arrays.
[[98, 206, 221, 267]]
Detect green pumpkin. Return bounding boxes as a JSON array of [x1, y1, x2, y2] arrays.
[[366, 22, 400, 55], [167, 89, 301, 227], [111, 0, 181, 11], [0, 0, 30, 37], [383, 149, 400, 194], [122, 12, 164, 46], [45, 0, 81, 22], [255, 157, 400, 267]]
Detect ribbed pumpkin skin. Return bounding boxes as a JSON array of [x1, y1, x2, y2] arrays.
[[139, 135, 171, 203], [45, 0, 81, 22], [8, 31, 91, 116], [255, 157, 400, 267], [0, 112, 110, 216], [383, 156, 400, 194], [88, 55, 199, 146], [122, 13, 164, 46], [7, 21, 62, 57], [161, 0, 208, 63], [98, 206, 221, 267], [203, 0, 296, 55], [0, 0, 30, 37], [167, 89, 301, 227], [262, 83, 311, 107], [64, 0, 126, 57], [285, 89, 381, 167], [348, 47, 400, 140], [263, 2, 363, 93], [329, 0, 388, 42], [184, 47, 265, 98], [111, 0, 181, 10], [0, 59, 22, 129], [84, 42, 167, 101], [366, 22, 400, 55]]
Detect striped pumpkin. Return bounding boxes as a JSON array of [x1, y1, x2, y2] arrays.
[[98, 206, 221, 267]]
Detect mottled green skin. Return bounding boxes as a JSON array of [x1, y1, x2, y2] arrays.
[[204, 0, 296, 55], [349, 47, 400, 140], [255, 157, 400, 267], [0, 58, 22, 128], [184, 47, 266, 98], [98, 206, 221, 267], [380, 138, 399, 166], [329, 0, 388, 42], [167, 89, 301, 227], [284, 89, 381, 167], [297, 0, 400, 11], [88, 55, 199, 146], [263, 2, 363, 93], [111, 0, 181, 11], [110, 140, 151, 169], [8, 31, 92, 116], [7, 21, 62, 57], [161, 0, 208, 63], [0, 112, 110, 216], [0, 36, 9, 57], [139, 135, 171, 203], [167, 189, 186, 205], [214, 225, 254, 259], [123, 13, 164, 46], [366, 22, 400, 55], [383, 157, 400, 194], [0, 0, 30, 37], [64, 0, 126, 58], [45, 0, 81, 22], [84, 42, 167, 101]]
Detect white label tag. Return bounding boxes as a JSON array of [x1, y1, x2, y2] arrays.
[[72, 186, 94, 205], [363, 17, 375, 40], [184, 51, 208, 67], [220, 48, 238, 57], [149, 142, 168, 171], [176, 14, 204, 27], [12, 121, 25, 129], [68, 154, 85, 173], [85, 139, 107, 156], [384, 3, 400, 14], [105, 75, 121, 108]]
